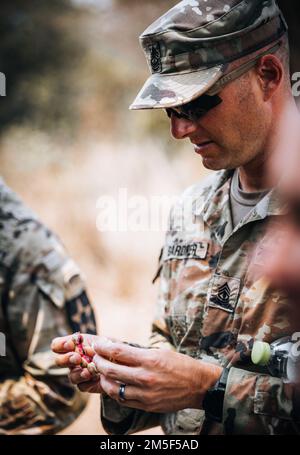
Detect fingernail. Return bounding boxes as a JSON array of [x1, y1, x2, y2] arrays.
[[80, 369, 90, 379], [64, 341, 74, 351], [70, 354, 80, 365], [51, 338, 58, 349]]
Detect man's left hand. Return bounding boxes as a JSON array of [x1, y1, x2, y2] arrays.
[[94, 339, 223, 413]]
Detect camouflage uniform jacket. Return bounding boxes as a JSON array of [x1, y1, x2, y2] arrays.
[[0, 179, 97, 435], [101, 169, 300, 435]]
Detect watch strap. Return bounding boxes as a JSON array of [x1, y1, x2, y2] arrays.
[[202, 367, 230, 423]]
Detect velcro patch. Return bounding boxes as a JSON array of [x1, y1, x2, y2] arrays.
[[163, 241, 208, 261], [66, 291, 97, 335], [208, 274, 241, 313]]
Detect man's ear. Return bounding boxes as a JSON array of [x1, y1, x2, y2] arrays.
[[256, 55, 283, 100]]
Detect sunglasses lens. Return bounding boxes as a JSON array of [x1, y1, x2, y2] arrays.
[[165, 108, 172, 119], [181, 94, 222, 120], [165, 94, 222, 122], [165, 108, 190, 121]]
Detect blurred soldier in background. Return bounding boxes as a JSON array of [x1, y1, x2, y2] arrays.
[[0, 178, 97, 435]]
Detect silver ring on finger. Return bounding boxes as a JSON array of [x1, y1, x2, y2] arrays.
[[119, 383, 126, 401]]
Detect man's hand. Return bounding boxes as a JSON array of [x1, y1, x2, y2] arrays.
[[93, 339, 223, 413], [51, 334, 103, 393]]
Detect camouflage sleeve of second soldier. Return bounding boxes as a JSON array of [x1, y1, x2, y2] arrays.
[[0, 218, 97, 435]]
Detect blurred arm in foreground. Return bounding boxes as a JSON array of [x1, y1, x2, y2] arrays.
[[260, 103, 300, 302], [0, 179, 97, 435]]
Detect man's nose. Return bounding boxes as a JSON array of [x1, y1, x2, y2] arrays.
[[170, 114, 198, 140]]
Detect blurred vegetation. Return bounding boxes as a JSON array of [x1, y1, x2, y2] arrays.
[[0, 0, 86, 135], [0, 0, 178, 148], [0, 0, 299, 148]]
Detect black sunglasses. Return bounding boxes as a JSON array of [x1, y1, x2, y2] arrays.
[[165, 94, 222, 122]]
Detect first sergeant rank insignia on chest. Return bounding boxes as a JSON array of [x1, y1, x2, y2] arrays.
[[149, 42, 162, 73]]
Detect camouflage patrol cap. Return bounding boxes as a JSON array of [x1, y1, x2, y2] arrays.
[[130, 0, 287, 110]]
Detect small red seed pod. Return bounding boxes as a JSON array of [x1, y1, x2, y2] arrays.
[[72, 332, 97, 374]]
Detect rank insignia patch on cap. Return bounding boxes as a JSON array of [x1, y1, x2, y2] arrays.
[[150, 43, 162, 73]]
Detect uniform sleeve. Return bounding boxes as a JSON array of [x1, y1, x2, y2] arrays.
[[222, 367, 300, 434], [100, 396, 162, 435], [0, 221, 97, 435]]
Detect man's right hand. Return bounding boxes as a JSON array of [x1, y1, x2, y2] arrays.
[[51, 334, 104, 394]]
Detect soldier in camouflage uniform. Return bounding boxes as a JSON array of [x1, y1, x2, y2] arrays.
[[0, 178, 97, 434], [52, 0, 300, 434]]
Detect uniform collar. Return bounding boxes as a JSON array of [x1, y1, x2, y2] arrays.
[[192, 169, 287, 244]]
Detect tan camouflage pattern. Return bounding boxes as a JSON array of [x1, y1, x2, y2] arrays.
[[130, 0, 287, 110], [130, 66, 223, 110], [101, 170, 300, 435], [0, 178, 97, 435]]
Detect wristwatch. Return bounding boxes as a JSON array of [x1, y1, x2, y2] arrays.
[[202, 367, 230, 423]]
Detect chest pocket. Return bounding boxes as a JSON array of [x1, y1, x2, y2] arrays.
[[160, 237, 213, 353]]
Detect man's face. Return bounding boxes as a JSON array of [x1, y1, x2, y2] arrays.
[[169, 72, 271, 171]]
